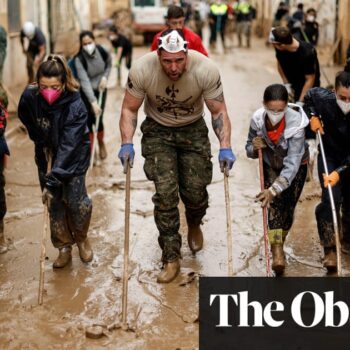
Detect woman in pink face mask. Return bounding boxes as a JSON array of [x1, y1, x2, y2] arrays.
[[18, 54, 94, 269]]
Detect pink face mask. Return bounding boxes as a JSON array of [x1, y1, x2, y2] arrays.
[[40, 88, 62, 105]]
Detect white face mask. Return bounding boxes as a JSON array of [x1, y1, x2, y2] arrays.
[[83, 43, 96, 55], [307, 15, 315, 22], [337, 98, 350, 115], [265, 108, 286, 126]]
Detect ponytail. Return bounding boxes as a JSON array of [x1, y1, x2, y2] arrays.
[[36, 54, 80, 92]]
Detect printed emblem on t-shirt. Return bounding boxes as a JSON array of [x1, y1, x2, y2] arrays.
[[156, 84, 194, 118]]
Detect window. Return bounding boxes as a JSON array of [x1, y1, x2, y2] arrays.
[[135, 0, 156, 7]]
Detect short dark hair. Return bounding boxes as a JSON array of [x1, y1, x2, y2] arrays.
[[271, 26, 293, 45], [335, 70, 350, 89], [297, 3, 304, 10], [109, 25, 118, 34], [263, 84, 289, 103], [167, 5, 185, 20], [306, 8, 316, 14]]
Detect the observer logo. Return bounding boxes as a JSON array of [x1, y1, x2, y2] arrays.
[[199, 278, 350, 350], [210, 291, 349, 328]]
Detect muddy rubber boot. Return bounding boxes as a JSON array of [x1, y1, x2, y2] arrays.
[[341, 215, 350, 255], [271, 244, 285, 276], [0, 232, 7, 254], [98, 140, 107, 160], [77, 238, 93, 263], [53, 246, 72, 268], [323, 247, 337, 272], [157, 259, 180, 283], [0, 220, 7, 254], [188, 224, 203, 254]]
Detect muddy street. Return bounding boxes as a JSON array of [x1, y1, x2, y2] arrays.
[[0, 38, 348, 349]]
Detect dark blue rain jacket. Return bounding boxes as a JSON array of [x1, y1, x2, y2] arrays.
[[18, 85, 90, 181]]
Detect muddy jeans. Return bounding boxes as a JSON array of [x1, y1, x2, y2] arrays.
[[81, 89, 107, 134], [316, 154, 350, 247], [264, 163, 307, 244], [141, 117, 213, 262], [41, 175, 92, 249]]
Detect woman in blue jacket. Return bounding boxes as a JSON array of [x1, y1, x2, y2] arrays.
[[18, 54, 93, 268]]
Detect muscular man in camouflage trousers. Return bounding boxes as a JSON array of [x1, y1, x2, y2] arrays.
[[118, 29, 236, 283]]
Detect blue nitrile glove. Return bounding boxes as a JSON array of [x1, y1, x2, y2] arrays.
[[219, 148, 236, 174], [118, 143, 135, 174]]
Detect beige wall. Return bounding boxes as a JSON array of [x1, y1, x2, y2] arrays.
[[338, 0, 350, 63], [105, 0, 129, 16], [253, 0, 337, 46]]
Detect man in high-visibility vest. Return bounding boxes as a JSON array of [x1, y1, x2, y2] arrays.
[[209, 0, 228, 50], [234, 0, 256, 48]]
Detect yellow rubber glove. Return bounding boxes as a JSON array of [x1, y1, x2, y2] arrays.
[[310, 116, 324, 135]]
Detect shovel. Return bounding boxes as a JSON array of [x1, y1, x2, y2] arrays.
[[258, 149, 273, 277], [317, 130, 342, 276]]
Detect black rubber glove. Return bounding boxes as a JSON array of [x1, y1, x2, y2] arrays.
[[45, 173, 62, 199]]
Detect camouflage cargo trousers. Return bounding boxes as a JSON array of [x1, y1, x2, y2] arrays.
[[141, 117, 213, 262]]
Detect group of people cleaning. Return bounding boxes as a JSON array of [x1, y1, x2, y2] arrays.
[[0, 5, 349, 284], [0, 25, 128, 265]]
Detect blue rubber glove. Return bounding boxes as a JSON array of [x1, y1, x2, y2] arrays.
[[118, 143, 135, 174], [219, 148, 236, 175]]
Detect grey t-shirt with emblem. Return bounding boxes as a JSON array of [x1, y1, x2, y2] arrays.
[[126, 50, 223, 127]]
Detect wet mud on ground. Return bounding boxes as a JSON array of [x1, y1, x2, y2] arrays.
[[1, 39, 349, 349]]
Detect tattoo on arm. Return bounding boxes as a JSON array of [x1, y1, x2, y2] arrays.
[[212, 113, 225, 141], [213, 93, 224, 103], [132, 116, 137, 130]]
